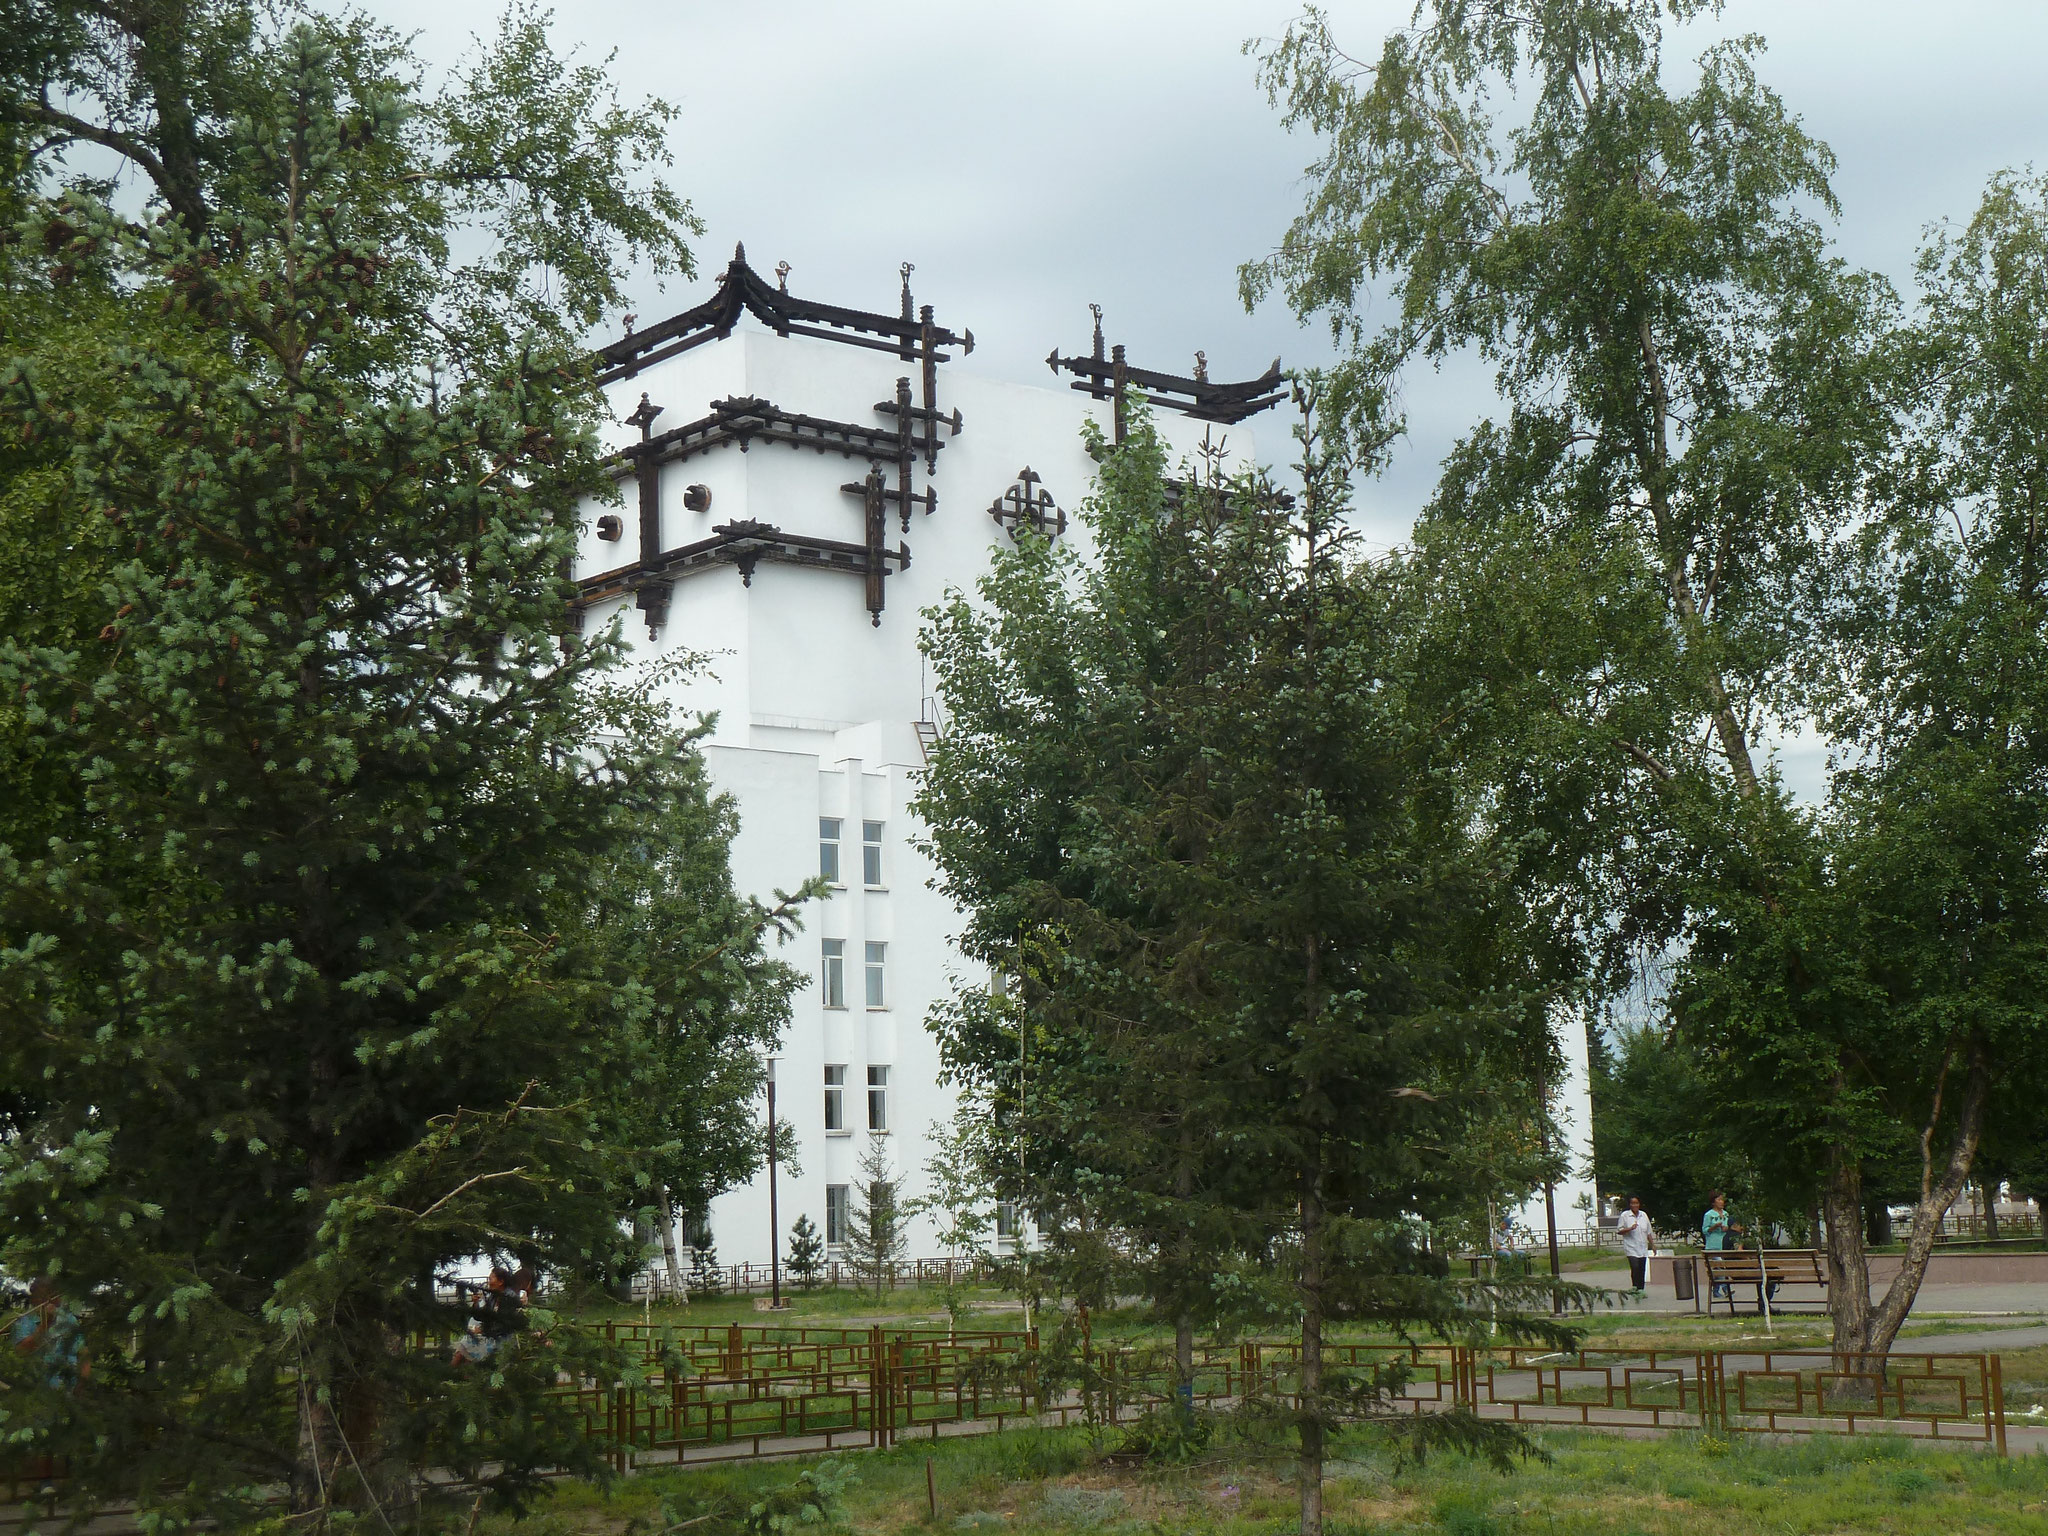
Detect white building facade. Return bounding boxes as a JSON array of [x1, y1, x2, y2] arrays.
[[1509, 1011, 1599, 1247], [572, 250, 1278, 1265]]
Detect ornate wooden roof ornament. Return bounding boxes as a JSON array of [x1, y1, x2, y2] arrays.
[[578, 517, 912, 630], [1047, 304, 1286, 440], [596, 243, 972, 394], [988, 468, 1064, 541], [577, 246, 967, 629]]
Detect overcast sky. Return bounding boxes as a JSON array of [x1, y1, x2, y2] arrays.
[[365, 0, 2048, 550]]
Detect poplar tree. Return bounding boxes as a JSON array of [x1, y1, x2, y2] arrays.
[[0, 15, 795, 1528], [918, 402, 1575, 1536]]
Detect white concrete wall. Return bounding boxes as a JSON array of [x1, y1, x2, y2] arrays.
[[1511, 1009, 1599, 1245]]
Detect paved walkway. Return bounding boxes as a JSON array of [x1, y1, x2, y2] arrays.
[[1578, 1273, 2048, 1322], [1898, 1321, 2048, 1352]]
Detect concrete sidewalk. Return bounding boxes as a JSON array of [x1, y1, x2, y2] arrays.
[[1578, 1276, 2048, 1321]]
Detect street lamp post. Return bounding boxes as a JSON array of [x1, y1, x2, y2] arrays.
[[767, 1058, 782, 1309], [1536, 1042, 1563, 1316]]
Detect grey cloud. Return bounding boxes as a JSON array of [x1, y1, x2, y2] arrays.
[[366, 0, 2048, 538]]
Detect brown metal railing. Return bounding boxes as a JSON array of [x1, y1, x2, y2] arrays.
[[631, 1256, 1010, 1298], [555, 1325, 2009, 1468], [11, 1330, 2002, 1498]]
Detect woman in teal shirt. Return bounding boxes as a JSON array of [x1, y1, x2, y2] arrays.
[[1702, 1191, 1744, 1300]]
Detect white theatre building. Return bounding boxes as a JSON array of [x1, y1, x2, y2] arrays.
[[568, 247, 1595, 1268], [570, 248, 1281, 1266]]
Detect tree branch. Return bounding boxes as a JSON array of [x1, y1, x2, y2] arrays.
[[8, 97, 206, 227], [412, 1167, 530, 1223]]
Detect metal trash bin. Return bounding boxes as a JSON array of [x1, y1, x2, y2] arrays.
[[1672, 1255, 1697, 1301]]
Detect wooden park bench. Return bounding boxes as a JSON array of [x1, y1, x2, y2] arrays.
[[1700, 1248, 1828, 1316]]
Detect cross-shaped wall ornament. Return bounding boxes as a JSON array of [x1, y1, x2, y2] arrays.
[[988, 467, 1064, 540]]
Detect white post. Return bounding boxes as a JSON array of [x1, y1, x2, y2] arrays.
[[1757, 1231, 1774, 1338]]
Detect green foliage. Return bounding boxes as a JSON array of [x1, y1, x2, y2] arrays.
[[1242, 0, 2048, 1364], [0, 1, 699, 311], [0, 13, 797, 1530], [1590, 1026, 1760, 1235], [1674, 169, 2048, 1354], [908, 1117, 994, 1261], [786, 1214, 825, 1291], [739, 1459, 855, 1535], [1112, 1405, 1214, 1466], [1246, 0, 1891, 983], [645, 1458, 854, 1536], [906, 1117, 993, 1327], [1432, 1488, 1505, 1536], [916, 394, 1586, 1536], [843, 1132, 906, 1298], [689, 1223, 727, 1301]]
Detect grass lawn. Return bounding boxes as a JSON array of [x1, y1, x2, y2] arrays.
[[497, 1286, 2048, 1533], [482, 1418, 2048, 1536], [571, 1282, 2048, 1409], [569, 1283, 1030, 1330]]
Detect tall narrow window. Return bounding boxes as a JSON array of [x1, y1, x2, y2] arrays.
[[823, 1064, 846, 1131], [825, 1185, 850, 1246], [821, 939, 845, 1008], [862, 820, 885, 887], [819, 818, 842, 884], [867, 1064, 889, 1131], [996, 1202, 1017, 1242], [865, 942, 887, 1009]]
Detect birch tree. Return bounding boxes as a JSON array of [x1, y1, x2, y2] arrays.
[[1242, 2, 1940, 1357]]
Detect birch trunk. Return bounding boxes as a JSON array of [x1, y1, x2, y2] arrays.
[[1824, 1048, 1990, 1367], [656, 1182, 685, 1296]]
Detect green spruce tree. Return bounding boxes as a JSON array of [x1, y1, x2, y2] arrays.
[[787, 1213, 825, 1291], [687, 1222, 725, 1301], [0, 17, 797, 1529], [844, 1132, 906, 1299], [918, 398, 1579, 1536]]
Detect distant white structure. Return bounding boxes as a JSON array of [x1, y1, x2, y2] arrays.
[[1510, 1009, 1598, 1246], [572, 249, 1279, 1264]]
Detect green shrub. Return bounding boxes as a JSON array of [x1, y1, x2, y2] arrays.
[[740, 1460, 855, 1534], [1111, 1406, 1214, 1465]]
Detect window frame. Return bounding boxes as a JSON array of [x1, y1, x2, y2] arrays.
[[821, 938, 846, 1009], [819, 818, 843, 886], [825, 1184, 850, 1246], [864, 941, 887, 1010], [862, 820, 885, 888], [823, 1064, 846, 1133], [867, 1064, 889, 1131]]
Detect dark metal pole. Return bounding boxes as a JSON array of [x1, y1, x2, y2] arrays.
[[767, 1066, 781, 1309], [1536, 1047, 1562, 1314], [1544, 1179, 1562, 1315]]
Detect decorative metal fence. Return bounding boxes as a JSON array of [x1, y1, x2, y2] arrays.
[[559, 1324, 2009, 1469], [627, 1256, 1009, 1299], [4, 1330, 2008, 1513]]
